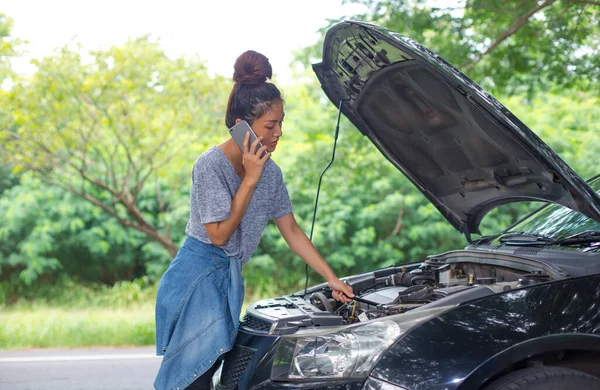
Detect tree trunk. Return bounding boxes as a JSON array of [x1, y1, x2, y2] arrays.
[[144, 227, 178, 258]]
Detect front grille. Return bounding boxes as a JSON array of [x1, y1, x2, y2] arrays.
[[239, 313, 272, 332], [217, 345, 255, 390]]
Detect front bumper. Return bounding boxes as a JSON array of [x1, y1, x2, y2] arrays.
[[215, 329, 406, 390], [238, 377, 406, 390], [218, 311, 411, 390]]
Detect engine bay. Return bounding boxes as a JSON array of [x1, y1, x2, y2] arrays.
[[240, 254, 557, 335]]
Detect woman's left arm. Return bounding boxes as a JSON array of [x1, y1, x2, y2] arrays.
[[274, 213, 354, 302]]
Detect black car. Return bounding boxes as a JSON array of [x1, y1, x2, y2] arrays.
[[215, 21, 600, 390]]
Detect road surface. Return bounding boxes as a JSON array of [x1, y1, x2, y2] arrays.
[[0, 346, 162, 390]]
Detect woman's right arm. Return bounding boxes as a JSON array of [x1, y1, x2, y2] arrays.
[[203, 179, 255, 246], [204, 134, 270, 246]]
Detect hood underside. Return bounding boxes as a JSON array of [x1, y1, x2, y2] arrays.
[[312, 21, 600, 237]]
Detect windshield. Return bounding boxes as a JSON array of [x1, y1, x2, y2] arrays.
[[505, 176, 600, 240]]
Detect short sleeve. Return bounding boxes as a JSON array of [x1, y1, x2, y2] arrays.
[[193, 157, 232, 224], [270, 166, 293, 220]]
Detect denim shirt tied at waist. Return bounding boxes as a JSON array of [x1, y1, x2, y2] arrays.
[[154, 236, 245, 390]]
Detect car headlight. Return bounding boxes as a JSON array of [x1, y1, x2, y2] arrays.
[[271, 306, 452, 381]]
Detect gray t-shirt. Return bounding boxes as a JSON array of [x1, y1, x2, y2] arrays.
[[185, 146, 293, 263]]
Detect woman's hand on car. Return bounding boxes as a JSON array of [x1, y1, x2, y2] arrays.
[[328, 278, 355, 303], [242, 131, 270, 185]]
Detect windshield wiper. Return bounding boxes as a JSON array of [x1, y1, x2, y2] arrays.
[[553, 230, 600, 246], [500, 230, 600, 247]]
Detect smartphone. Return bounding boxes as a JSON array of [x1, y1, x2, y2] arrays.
[[229, 120, 266, 157]]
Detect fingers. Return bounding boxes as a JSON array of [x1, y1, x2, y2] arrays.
[[343, 292, 353, 302], [332, 290, 340, 302], [242, 132, 263, 156], [332, 289, 353, 303], [257, 145, 270, 161], [250, 135, 263, 155], [328, 279, 355, 303], [244, 136, 270, 161], [344, 284, 355, 298], [247, 136, 271, 162]]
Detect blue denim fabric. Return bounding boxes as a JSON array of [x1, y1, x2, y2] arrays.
[[154, 236, 245, 390]]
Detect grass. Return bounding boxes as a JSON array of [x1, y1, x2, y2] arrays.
[[0, 277, 266, 350], [0, 305, 155, 350]]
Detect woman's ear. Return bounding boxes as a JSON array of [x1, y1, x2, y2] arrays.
[[235, 118, 241, 125]]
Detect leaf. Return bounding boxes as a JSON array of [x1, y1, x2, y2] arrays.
[[69, 218, 85, 233]]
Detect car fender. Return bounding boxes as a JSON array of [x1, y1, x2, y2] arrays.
[[370, 274, 600, 390], [458, 333, 600, 389]]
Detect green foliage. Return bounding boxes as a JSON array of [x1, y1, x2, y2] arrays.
[[0, 274, 157, 308], [0, 13, 18, 81], [0, 165, 19, 196], [502, 91, 600, 179], [298, 0, 600, 97], [0, 173, 179, 285], [2, 75, 599, 295], [1, 10, 600, 307], [0, 34, 230, 257], [255, 96, 467, 291], [0, 275, 268, 349], [251, 82, 600, 292], [0, 307, 155, 349]]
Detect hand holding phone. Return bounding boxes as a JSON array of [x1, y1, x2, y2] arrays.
[[229, 120, 267, 158], [229, 121, 270, 185]]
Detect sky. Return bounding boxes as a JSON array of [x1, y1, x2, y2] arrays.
[[3, 0, 368, 84]]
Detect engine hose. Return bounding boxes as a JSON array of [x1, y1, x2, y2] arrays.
[[393, 272, 436, 286], [394, 285, 434, 303], [409, 275, 436, 286], [398, 285, 429, 297], [310, 292, 334, 312]]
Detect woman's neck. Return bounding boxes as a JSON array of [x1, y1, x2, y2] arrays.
[[218, 139, 245, 179]]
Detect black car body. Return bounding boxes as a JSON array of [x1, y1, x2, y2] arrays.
[[215, 21, 600, 390]]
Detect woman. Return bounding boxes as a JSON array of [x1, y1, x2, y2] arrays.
[[154, 50, 354, 390]]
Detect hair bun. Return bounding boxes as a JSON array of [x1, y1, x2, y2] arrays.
[[233, 50, 272, 85]]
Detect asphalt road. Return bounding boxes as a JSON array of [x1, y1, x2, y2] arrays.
[[0, 346, 162, 390]]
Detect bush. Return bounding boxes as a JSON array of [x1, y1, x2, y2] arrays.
[[0, 274, 157, 309]]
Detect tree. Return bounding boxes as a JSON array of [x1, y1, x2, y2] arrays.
[[0, 13, 18, 82], [0, 168, 195, 285], [299, 0, 600, 96], [0, 14, 22, 211], [283, 1, 600, 289], [253, 81, 600, 293], [1, 37, 230, 257]]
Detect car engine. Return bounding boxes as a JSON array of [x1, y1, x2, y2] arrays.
[[240, 255, 555, 335]]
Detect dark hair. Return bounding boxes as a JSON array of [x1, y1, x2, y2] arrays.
[[225, 50, 283, 128]]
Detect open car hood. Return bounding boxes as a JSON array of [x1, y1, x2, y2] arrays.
[[312, 21, 600, 238]]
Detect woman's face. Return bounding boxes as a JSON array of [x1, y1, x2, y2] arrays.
[[250, 101, 284, 153]]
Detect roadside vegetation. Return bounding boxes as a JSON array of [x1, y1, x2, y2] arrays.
[[1, 1, 600, 349]]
